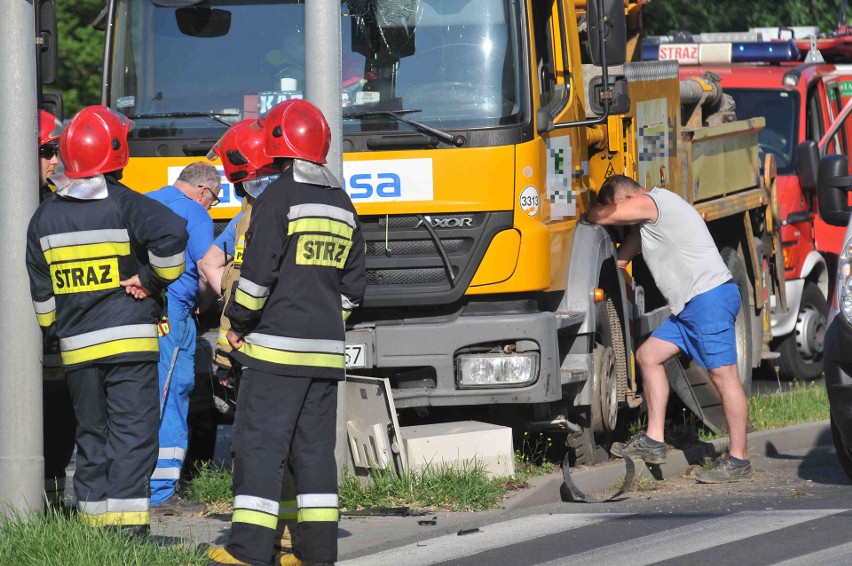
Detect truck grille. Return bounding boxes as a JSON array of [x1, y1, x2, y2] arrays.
[[359, 212, 514, 307]]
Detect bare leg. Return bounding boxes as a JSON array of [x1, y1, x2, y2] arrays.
[[707, 364, 749, 460], [635, 337, 682, 443]]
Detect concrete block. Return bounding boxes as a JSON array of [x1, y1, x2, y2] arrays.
[[400, 421, 515, 478]]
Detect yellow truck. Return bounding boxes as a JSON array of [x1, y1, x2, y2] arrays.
[[97, 0, 784, 463]]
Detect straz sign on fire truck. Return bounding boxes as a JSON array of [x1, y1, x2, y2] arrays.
[[657, 44, 699, 64]]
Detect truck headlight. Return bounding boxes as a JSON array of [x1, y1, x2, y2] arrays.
[[456, 353, 538, 387], [839, 237, 852, 324]]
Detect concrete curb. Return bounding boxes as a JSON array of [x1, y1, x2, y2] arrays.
[[501, 420, 833, 510]]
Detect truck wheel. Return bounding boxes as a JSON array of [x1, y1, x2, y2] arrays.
[[776, 282, 827, 380], [830, 415, 852, 482], [721, 248, 753, 395], [569, 297, 627, 466]]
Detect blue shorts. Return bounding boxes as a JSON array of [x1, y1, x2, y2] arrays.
[[651, 281, 740, 370]]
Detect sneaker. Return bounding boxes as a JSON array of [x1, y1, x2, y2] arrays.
[[153, 493, 206, 516], [207, 545, 251, 565], [610, 433, 667, 464], [695, 455, 753, 483]]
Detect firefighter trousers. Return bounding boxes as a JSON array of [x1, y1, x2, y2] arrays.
[[226, 369, 338, 566], [66, 362, 159, 527]]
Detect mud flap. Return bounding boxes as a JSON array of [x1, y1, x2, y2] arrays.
[[561, 454, 635, 503], [664, 357, 726, 435]]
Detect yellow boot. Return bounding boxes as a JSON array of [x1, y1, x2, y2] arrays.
[[207, 545, 251, 565]]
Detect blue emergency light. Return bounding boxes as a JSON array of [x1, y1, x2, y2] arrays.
[[642, 40, 799, 65]]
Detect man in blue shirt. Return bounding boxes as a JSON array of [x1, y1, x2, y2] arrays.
[[147, 162, 219, 509]]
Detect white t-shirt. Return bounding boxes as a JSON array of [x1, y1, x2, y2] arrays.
[[639, 187, 732, 315]]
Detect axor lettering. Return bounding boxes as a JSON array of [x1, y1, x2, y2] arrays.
[[297, 235, 351, 268], [52, 258, 120, 295]]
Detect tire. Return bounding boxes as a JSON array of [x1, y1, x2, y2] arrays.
[[569, 297, 627, 466], [830, 415, 852, 482], [776, 282, 828, 380], [721, 248, 754, 396]]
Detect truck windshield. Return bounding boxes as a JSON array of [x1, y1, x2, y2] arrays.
[[726, 89, 798, 175], [108, 0, 524, 141]]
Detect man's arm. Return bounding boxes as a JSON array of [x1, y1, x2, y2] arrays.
[[616, 226, 642, 268], [587, 193, 658, 226], [198, 243, 233, 299], [26, 216, 57, 339], [120, 190, 188, 298]]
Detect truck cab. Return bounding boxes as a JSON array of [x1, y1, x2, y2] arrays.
[[645, 37, 852, 379]]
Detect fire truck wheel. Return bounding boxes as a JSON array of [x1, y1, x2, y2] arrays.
[[776, 281, 827, 380], [721, 247, 754, 396]]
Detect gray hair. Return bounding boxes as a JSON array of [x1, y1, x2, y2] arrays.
[[176, 162, 220, 189]]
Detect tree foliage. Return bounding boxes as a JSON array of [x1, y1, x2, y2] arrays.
[[52, 0, 105, 118], [643, 0, 844, 36]]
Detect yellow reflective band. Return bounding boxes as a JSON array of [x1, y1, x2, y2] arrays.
[[342, 310, 351, 322], [232, 508, 278, 530], [296, 235, 351, 268], [234, 288, 268, 311], [218, 330, 229, 346], [79, 511, 150, 527], [297, 508, 339, 523], [61, 337, 159, 366], [43, 242, 130, 264], [37, 310, 56, 327], [288, 217, 353, 239], [279, 499, 298, 519], [51, 258, 120, 295], [241, 342, 344, 369], [151, 263, 185, 281]]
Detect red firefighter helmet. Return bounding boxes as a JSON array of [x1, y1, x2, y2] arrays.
[[208, 119, 273, 182], [60, 105, 133, 178], [263, 99, 330, 164], [38, 110, 64, 147]]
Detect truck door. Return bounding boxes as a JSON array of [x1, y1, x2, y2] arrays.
[[813, 78, 848, 256]]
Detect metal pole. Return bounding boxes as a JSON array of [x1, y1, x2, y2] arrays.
[[0, 0, 45, 516], [305, 0, 350, 477]]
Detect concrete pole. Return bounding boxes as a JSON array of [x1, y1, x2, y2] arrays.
[[0, 0, 45, 516], [305, 0, 350, 476]]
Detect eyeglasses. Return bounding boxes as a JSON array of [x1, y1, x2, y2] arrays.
[[39, 143, 59, 159], [200, 185, 220, 206]]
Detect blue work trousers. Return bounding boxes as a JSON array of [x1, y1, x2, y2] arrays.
[[150, 302, 197, 506]]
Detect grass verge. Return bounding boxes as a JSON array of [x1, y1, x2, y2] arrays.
[[748, 380, 829, 431], [0, 505, 204, 566], [339, 460, 507, 512], [185, 462, 233, 515]]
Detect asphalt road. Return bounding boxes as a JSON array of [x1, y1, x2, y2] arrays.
[[336, 438, 852, 565]]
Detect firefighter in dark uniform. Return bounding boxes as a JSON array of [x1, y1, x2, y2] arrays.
[[26, 105, 188, 535], [208, 100, 366, 566], [203, 119, 302, 555], [37, 110, 77, 504]]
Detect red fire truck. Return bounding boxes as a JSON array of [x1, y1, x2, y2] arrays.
[[644, 36, 852, 380]]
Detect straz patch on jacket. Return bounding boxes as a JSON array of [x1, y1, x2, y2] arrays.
[[297, 234, 351, 268], [51, 258, 120, 294]]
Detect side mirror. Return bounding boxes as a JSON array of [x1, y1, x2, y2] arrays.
[[817, 154, 852, 227], [796, 140, 819, 195], [37, 0, 58, 85], [587, 0, 627, 67], [41, 92, 64, 122]]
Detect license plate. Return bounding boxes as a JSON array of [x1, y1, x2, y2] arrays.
[[345, 344, 366, 368]]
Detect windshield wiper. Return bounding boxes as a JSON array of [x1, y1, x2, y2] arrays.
[[343, 109, 465, 147], [126, 111, 239, 127]]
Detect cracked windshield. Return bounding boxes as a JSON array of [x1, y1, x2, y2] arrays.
[[109, 0, 523, 140]]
